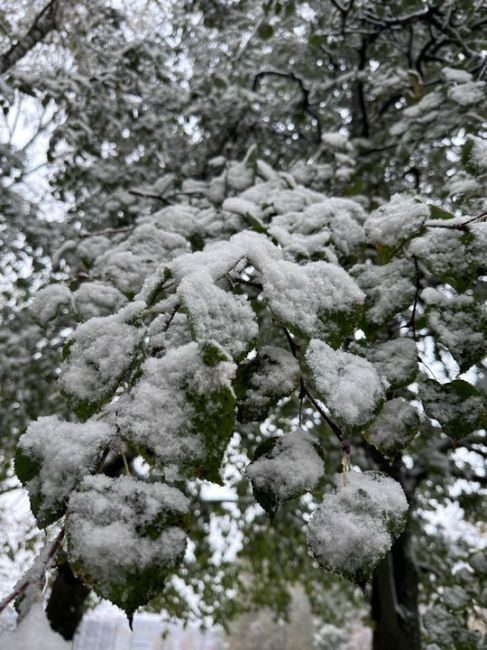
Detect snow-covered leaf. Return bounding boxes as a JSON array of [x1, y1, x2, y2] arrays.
[[60, 313, 143, 420], [365, 195, 429, 259], [421, 288, 487, 372], [263, 260, 364, 346], [246, 429, 325, 518], [307, 471, 408, 585], [116, 342, 236, 482], [351, 259, 415, 327], [462, 135, 487, 176], [364, 338, 418, 390], [306, 340, 384, 430], [235, 346, 299, 422], [15, 416, 114, 528], [67, 475, 188, 617], [29, 284, 72, 327], [420, 379, 486, 440], [178, 270, 258, 359], [365, 399, 419, 459]]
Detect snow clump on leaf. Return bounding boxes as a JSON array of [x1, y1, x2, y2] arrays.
[[307, 471, 408, 585], [246, 429, 325, 518], [306, 339, 384, 430], [67, 475, 189, 616]]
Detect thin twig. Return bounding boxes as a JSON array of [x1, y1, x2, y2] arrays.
[[304, 388, 351, 455], [0, 525, 66, 615], [410, 256, 420, 342], [121, 450, 131, 477], [128, 189, 172, 204], [427, 210, 487, 231], [0, 0, 63, 74], [283, 328, 351, 454]]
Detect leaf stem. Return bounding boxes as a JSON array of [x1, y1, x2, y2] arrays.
[[121, 450, 132, 477]]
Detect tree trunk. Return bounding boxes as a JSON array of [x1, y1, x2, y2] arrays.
[[371, 527, 421, 650]]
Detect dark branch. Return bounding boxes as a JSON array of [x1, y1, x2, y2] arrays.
[[253, 70, 322, 143], [450, 467, 487, 486], [427, 210, 487, 231], [0, 0, 63, 75], [128, 189, 172, 205], [350, 38, 369, 138], [282, 327, 351, 454]]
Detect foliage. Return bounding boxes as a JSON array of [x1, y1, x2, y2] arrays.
[[0, 1, 486, 647]]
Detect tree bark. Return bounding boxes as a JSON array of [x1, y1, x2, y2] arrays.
[[372, 527, 422, 650]]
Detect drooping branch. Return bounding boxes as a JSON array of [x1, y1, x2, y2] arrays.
[[361, 6, 435, 28], [0, 0, 64, 75]]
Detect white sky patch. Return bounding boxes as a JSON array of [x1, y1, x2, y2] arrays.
[[421, 500, 487, 549]]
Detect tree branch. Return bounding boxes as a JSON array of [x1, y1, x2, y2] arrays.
[[450, 467, 487, 486], [410, 256, 420, 342], [0, 524, 66, 615], [253, 70, 322, 143], [128, 189, 172, 204], [282, 327, 351, 454], [0, 0, 63, 75], [427, 210, 487, 231]]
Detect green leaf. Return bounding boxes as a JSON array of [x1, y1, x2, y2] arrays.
[[309, 34, 327, 48], [258, 23, 274, 39], [285, 1, 295, 16], [420, 379, 487, 439], [461, 137, 478, 176], [14, 446, 40, 485], [188, 383, 235, 484], [146, 267, 174, 306], [429, 205, 455, 220], [365, 398, 420, 459], [15, 445, 62, 528]]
